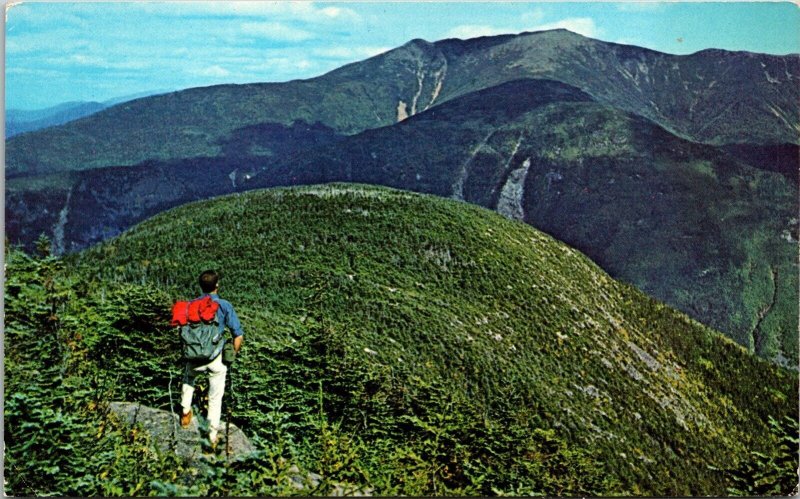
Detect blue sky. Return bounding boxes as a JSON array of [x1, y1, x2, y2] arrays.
[[6, 1, 800, 110]]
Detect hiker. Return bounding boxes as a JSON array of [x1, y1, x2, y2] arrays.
[[177, 270, 244, 446]]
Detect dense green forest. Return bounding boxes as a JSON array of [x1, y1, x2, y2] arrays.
[[5, 184, 797, 496]]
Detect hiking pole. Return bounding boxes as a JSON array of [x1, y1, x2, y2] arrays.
[[226, 359, 233, 461], [168, 367, 179, 452]]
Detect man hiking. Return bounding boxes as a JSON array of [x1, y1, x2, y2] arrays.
[[178, 270, 244, 447]]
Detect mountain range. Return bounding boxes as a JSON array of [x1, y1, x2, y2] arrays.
[[5, 89, 171, 138], [6, 30, 799, 177], [5, 29, 799, 365], [6, 101, 108, 139]]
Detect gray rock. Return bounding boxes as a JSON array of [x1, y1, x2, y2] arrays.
[[281, 462, 372, 496], [627, 341, 662, 371], [107, 401, 255, 462], [108, 402, 372, 495]]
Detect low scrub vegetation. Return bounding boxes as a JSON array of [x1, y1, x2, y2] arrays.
[[5, 184, 796, 495]]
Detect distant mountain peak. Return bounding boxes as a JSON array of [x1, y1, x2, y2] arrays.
[[519, 27, 585, 37], [404, 37, 434, 47]]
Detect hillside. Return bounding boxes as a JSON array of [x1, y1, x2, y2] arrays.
[[431, 33, 800, 145], [5, 119, 344, 253], [246, 79, 800, 365], [5, 184, 797, 496], [6, 30, 798, 176]]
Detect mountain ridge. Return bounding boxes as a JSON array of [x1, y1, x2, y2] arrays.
[[6, 29, 798, 177]]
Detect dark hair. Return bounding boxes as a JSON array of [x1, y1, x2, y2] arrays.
[[199, 270, 219, 293]]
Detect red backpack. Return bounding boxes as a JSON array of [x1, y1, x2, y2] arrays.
[[171, 296, 223, 361], [171, 295, 219, 325]]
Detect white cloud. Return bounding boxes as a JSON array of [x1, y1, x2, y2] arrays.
[[313, 46, 391, 59], [6, 30, 90, 55], [445, 15, 601, 41], [530, 18, 601, 38], [7, 3, 90, 29], [69, 54, 107, 66], [317, 6, 361, 21], [521, 8, 546, 24], [42, 53, 151, 70], [615, 3, 666, 13], [6, 67, 66, 78], [240, 57, 315, 74], [240, 22, 314, 41], [196, 65, 231, 78], [445, 24, 515, 40], [132, 1, 361, 23]]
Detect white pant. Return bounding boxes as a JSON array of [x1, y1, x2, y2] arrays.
[[181, 353, 227, 432]]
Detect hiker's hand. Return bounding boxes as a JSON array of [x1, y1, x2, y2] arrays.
[[234, 335, 243, 353]]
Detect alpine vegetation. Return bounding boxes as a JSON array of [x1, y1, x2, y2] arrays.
[[5, 185, 797, 496]]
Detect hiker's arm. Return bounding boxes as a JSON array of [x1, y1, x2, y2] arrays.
[[224, 302, 245, 352]]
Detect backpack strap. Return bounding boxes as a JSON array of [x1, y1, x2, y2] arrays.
[[207, 294, 226, 336]]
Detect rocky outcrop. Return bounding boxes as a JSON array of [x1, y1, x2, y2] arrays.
[[107, 401, 373, 495], [108, 401, 254, 462], [497, 154, 531, 221]]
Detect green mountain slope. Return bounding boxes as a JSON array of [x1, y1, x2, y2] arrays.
[[5, 120, 343, 253], [247, 79, 799, 365], [6, 30, 798, 177], [4, 79, 592, 251], [6, 184, 796, 496]]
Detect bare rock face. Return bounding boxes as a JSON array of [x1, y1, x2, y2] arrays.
[[107, 402, 372, 495], [108, 401, 255, 462]]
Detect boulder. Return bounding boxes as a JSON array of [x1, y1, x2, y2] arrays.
[[107, 401, 371, 495], [107, 401, 255, 462]]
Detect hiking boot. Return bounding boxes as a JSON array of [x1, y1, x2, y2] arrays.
[[180, 409, 192, 428]]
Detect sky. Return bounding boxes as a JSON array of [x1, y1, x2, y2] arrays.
[[5, 1, 800, 110]]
